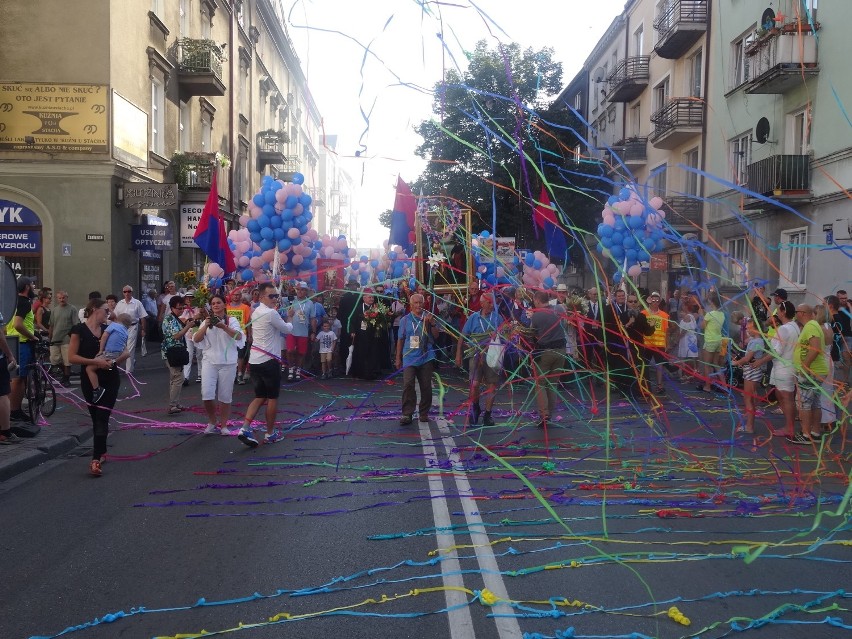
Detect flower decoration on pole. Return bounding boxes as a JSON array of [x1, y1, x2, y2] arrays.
[[426, 250, 446, 271]]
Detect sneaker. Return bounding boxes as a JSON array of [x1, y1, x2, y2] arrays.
[[482, 411, 495, 426], [295, 369, 302, 381], [0, 431, 23, 444], [182, 378, 190, 387], [219, 426, 231, 436], [92, 387, 106, 405], [399, 415, 413, 425], [264, 430, 283, 444], [203, 424, 218, 435], [287, 367, 295, 382], [238, 429, 259, 448], [167, 407, 182, 416], [470, 402, 481, 425], [196, 375, 202, 383], [418, 414, 429, 423], [89, 459, 102, 477], [236, 374, 244, 385], [786, 433, 813, 445]]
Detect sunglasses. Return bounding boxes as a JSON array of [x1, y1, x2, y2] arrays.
[[123, 290, 132, 293], [267, 293, 280, 299]]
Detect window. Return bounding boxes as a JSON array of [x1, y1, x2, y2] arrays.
[[688, 49, 703, 98], [201, 8, 211, 39], [239, 64, 249, 116], [633, 24, 644, 56], [780, 227, 807, 287], [150, 78, 165, 155], [684, 147, 700, 196], [573, 144, 582, 165], [201, 113, 211, 151], [788, 106, 810, 155], [631, 103, 641, 136], [179, 0, 189, 36], [727, 237, 748, 285], [151, 0, 163, 16], [236, 0, 244, 29], [179, 101, 190, 152], [730, 133, 750, 185], [731, 31, 755, 90], [653, 77, 669, 113], [238, 146, 249, 202], [650, 163, 667, 197]]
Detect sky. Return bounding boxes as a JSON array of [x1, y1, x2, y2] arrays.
[[285, 0, 626, 249]]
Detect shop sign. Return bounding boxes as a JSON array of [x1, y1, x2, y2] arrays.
[[0, 82, 109, 152], [180, 204, 204, 248], [0, 229, 41, 254], [131, 225, 173, 250], [649, 253, 668, 271], [123, 183, 178, 209]]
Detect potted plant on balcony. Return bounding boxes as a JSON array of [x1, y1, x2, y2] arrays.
[[170, 151, 230, 190], [177, 37, 226, 69], [256, 129, 290, 146], [781, 20, 819, 34]]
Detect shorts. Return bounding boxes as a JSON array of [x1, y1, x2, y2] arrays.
[[238, 341, 250, 363], [201, 362, 237, 403], [320, 352, 332, 364], [50, 343, 70, 367], [0, 359, 10, 395], [286, 334, 309, 356], [250, 359, 281, 400], [770, 367, 795, 393], [469, 356, 500, 385], [98, 350, 123, 362], [797, 376, 822, 410], [17, 342, 34, 379], [703, 341, 721, 354]]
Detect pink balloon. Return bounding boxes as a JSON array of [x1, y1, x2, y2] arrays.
[[249, 257, 262, 269], [238, 256, 250, 268], [279, 252, 288, 264], [287, 228, 300, 239], [307, 229, 319, 242], [206, 262, 220, 275], [251, 207, 262, 219], [237, 241, 251, 254], [324, 246, 334, 258], [627, 264, 642, 278], [228, 230, 239, 241], [347, 248, 357, 258], [275, 189, 287, 203], [291, 254, 304, 266], [262, 249, 275, 262], [629, 202, 644, 217], [649, 196, 664, 210], [603, 215, 615, 227]]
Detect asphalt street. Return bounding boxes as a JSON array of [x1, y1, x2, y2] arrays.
[[0, 353, 850, 639]]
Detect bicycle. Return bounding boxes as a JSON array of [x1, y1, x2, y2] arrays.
[[23, 339, 57, 422]]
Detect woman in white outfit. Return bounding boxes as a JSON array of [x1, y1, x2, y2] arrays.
[[815, 304, 836, 431], [193, 294, 246, 435]]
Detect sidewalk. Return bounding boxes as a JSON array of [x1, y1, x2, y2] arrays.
[[0, 350, 172, 482]]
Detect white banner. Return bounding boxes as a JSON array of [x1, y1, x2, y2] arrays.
[[180, 204, 204, 248]]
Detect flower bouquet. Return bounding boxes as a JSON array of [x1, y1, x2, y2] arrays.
[[364, 301, 393, 330]]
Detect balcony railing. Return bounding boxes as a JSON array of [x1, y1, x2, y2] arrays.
[[307, 187, 325, 206], [649, 98, 704, 148], [662, 195, 702, 227], [606, 56, 650, 102], [745, 32, 819, 94], [653, 0, 707, 59], [256, 131, 288, 170], [171, 152, 216, 191], [606, 137, 648, 167], [746, 154, 810, 202], [176, 38, 226, 97]]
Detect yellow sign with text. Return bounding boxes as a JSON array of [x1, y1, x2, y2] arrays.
[[0, 82, 108, 152]]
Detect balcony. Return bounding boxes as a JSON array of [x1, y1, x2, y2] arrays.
[[256, 130, 289, 170], [744, 32, 819, 94], [649, 98, 704, 149], [662, 196, 703, 228], [743, 154, 811, 210], [653, 0, 707, 59], [307, 187, 325, 207], [176, 38, 226, 98], [605, 56, 650, 102], [170, 152, 215, 191], [275, 156, 302, 183], [605, 137, 647, 169]]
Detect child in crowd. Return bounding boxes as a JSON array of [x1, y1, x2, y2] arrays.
[[315, 320, 337, 379], [89, 313, 132, 403], [731, 318, 767, 435]]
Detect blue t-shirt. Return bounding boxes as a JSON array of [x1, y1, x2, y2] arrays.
[[460, 309, 501, 355], [282, 298, 315, 337], [398, 312, 436, 367], [104, 323, 128, 353]]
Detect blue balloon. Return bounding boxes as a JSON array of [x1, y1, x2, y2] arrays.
[[303, 210, 313, 222], [292, 172, 305, 185], [610, 245, 625, 259], [486, 274, 497, 285], [281, 209, 293, 221], [637, 249, 651, 262], [259, 239, 274, 251], [370, 259, 379, 268], [614, 217, 626, 231], [241, 269, 254, 282], [262, 175, 273, 185], [273, 228, 285, 241], [262, 204, 274, 217], [360, 255, 368, 263], [524, 253, 535, 266], [351, 262, 360, 271], [643, 237, 656, 251], [543, 276, 555, 288], [258, 215, 271, 230], [260, 227, 273, 240], [607, 195, 619, 206], [293, 216, 305, 227], [655, 240, 667, 252], [297, 225, 308, 235], [338, 235, 347, 242], [619, 187, 632, 201], [270, 181, 282, 192], [262, 262, 270, 270], [409, 277, 417, 289], [626, 248, 638, 262], [252, 194, 265, 208], [278, 238, 291, 251], [611, 232, 624, 245], [597, 223, 614, 237], [393, 264, 404, 277], [377, 271, 386, 281], [388, 251, 397, 261], [596, 242, 604, 254], [285, 196, 297, 209], [290, 235, 302, 245], [264, 191, 276, 205], [314, 240, 323, 249], [247, 219, 260, 233], [299, 193, 313, 207], [269, 215, 282, 229], [600, 235, 613, 248], [481, 230, 491, 239], [613, 271, 622, 283], [623, 236, 637, 249], [250, 232, 262, 244], [628, 215, 645, 229]]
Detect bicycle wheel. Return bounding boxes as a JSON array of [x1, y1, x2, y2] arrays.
[[41, 371, 56, 417], [25, 367, 43, 423]]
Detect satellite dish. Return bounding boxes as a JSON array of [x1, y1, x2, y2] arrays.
[[593, 67, 605, 83], [760, 8, 776, 30], [754, 117, 771, 144], [0, 259, 17, 324]]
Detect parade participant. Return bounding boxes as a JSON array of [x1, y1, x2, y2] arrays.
[[161, 296, 193, 415], [581, 286, 604, 374], [181, 293, 205, 384], [227, 289, 253, 385], [68, 299, 130, 476], [676, 300, 699, 380], [696, 294, 726, 393], [529, 289, 569, 428], [788, 304, 829, 444], [7, 277, 38, 423], [284, 282, 316, 381], [815, 304, 837, 433], [396, 293, 440, 425], [455, 291, 501, 426], [194, 294, 245, 435], [749, 283, 770, 325], [33, 287, 52, 334], [48, 290, 78, 386], [315, 319, 337, 380], [767, 301, 799, 439], [114, 285, 147, 375], [641, 291, 669, 394], [337, 278, 361, 371], [87, 313, 132, 405], [731, 318, 767, 435], [237, 283, 294, 447], [157, 280, 177, 323], [350, 289, 387, 380]]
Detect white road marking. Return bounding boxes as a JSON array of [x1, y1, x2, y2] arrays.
[[418, 419, 477, 639]]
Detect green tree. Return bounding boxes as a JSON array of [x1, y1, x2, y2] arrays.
[[378, 209, 393, 229], [412, 40, 605, 260]]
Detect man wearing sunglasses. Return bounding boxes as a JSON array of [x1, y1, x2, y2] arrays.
[[237, 282, 294, 447]]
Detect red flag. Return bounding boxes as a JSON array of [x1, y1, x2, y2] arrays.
[[533, 185, 568, 259], [193, 170, 236, 274], [389, 176, 417, 249]]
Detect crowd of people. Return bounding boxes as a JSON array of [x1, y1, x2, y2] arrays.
[[1, 273, 851, 475]]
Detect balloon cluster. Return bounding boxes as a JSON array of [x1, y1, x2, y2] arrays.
[[344, 243, 414, 287], [470, 231, 522, 287], [595, 186, 667, 283], [226, 173, 355, 287]]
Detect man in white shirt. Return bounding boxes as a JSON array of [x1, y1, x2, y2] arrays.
[[237, 282, 294, 447], [114, 285, 148, 374]]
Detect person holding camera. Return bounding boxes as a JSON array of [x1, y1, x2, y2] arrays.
[[161, 296, 193, 415], [180, 294, 205, 384], [193, 294, 245, 435]]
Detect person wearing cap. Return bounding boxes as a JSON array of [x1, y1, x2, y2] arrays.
[[114, 284, 148, 375], [6, 277, 39, 422], [550, 283, 568, 306], [455, 291, 502, 426], [283, 281, 316, 381], [640, 291, 670, 394]]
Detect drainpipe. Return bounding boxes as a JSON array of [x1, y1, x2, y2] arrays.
[[228, 5, 236, 225], [699, 0, 712, 245]]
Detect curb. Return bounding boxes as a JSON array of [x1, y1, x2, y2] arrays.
[[0, 449, 49, 482], [0, 420, 93, 483]]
